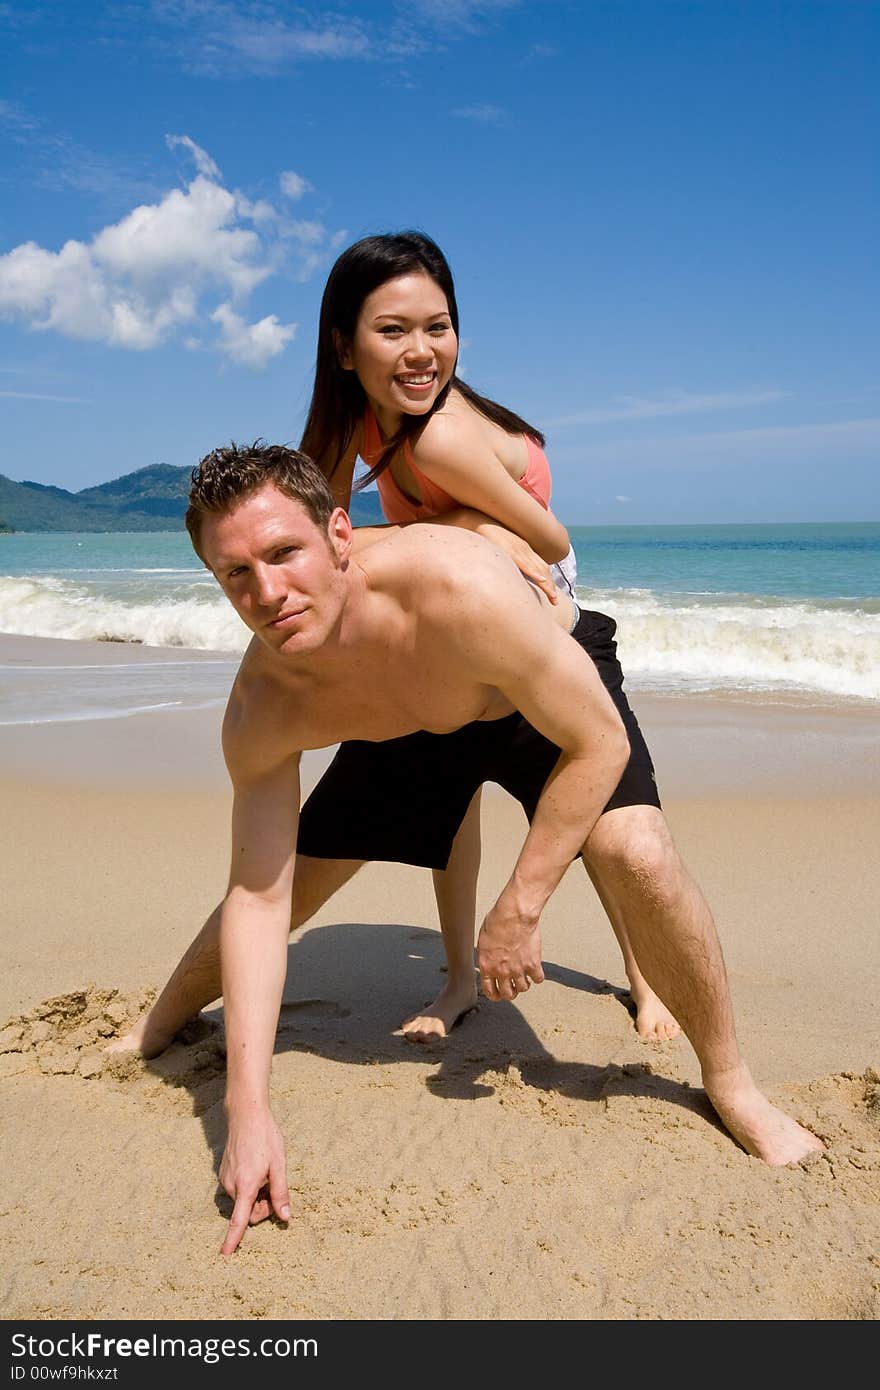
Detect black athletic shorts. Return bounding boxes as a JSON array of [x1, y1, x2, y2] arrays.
[[297, 607, 660, 870]]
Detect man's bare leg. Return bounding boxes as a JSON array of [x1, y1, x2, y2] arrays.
[[582, 805, 823, 1165], [401, 790, 481, 1043], [109, 856, 365, 1058], [582, 851, 681, 1042]]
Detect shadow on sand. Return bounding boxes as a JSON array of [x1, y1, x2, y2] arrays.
[[136, 918, 718, 1222]]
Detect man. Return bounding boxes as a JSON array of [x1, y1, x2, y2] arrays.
[[114, 442, 823, 1255]]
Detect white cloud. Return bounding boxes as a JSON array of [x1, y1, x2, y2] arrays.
[[0, 238, 183, 349], [211, 303, 296, 370], [549, 390, 790, 429], [149, 0, 520, 73], [283, 223, 348, 282], [0, 175, 260, 350], [280, 171, 312, 201], [165, 133, 222, 180], [93, 177, 268, 298], [615, 495, 631, 503], [233, 194, 279, 226], [407, 0, 519, 32], [0, 97, 41, 134], [152, 0, 371, 74], [0, 135, 341, 367]]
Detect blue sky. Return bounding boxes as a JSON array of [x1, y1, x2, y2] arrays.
[[1, 0, 877, 523]]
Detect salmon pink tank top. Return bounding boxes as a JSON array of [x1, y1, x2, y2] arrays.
[[360, 406, 553, 525]]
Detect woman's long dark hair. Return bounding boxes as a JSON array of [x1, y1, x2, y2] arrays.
[[299, 231, 544, 492]]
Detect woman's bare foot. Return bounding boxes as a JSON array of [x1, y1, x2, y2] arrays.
[[400, 975, 479, 1044], [704, 1064, 825, 1166], [628, 979, 682, 1042], [105, 1008, 179, 1061]]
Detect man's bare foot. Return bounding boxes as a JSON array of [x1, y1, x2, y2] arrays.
[[400, 976, 478, 1044], [105, 1009, 178, 1060], [628, 981, 682, 1042], [704, 1065, 825, 1166]]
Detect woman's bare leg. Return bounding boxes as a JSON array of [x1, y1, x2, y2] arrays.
[[401, 790, 481, 1042], [582, 853, 681, 1042]]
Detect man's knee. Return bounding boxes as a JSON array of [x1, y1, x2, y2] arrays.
[[584, 805, 683, 902]]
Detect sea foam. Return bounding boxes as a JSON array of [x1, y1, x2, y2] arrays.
[[582, 587, 880, 702], [1, 573, 877, 703], [0, 575, 249, 652]]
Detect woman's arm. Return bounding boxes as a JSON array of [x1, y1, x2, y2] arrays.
[[313, 427, 361, 510], [313, 426, 403, 555], [410, 411, 570, 564]]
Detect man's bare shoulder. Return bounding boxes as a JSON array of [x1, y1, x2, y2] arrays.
[[356, 522, 549, 636], [357, 521, 512, 595], [221, 645, 304, 785]]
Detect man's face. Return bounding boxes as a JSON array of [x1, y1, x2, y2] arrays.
[[200, 483, 351, 656]]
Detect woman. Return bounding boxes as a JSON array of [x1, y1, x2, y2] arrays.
[[300, 232, 680, 1044]]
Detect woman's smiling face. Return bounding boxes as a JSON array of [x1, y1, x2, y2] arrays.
[[338, 271, 458, 431]]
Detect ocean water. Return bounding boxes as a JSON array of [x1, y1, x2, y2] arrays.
[[0, 532, 244, 725], [569, 522, 879, 703], [0, 523, 878, 723]]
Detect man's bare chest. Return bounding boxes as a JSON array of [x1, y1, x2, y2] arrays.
[[276, 648, 515, 748]]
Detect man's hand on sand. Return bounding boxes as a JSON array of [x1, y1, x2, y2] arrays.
[[219, 1110, 290, 1255], [477, 902, 545, 1002]]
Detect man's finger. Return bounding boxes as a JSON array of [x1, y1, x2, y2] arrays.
[[480, 973, 500, 1002], [248, 1197, 271, 1226], [269, 1167, 291, 1225], [221, 1190, 255, 1256]]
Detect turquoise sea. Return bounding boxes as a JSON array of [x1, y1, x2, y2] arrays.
[[0, 522, 878, 723]]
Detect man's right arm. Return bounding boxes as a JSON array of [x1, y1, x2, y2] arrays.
[[432, 544, 630, 996], [217, 715, 302, 1255]]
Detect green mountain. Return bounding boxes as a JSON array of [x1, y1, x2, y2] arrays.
[[77, 463, 192, 523], [0, 464, 386, 533]]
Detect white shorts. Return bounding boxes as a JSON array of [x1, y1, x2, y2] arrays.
[[552, 543, 578, 598]]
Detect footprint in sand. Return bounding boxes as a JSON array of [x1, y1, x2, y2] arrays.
[[277, 998, 351, 1030]]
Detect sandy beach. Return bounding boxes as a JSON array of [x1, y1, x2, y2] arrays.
[[1, 634, 878, 1321]]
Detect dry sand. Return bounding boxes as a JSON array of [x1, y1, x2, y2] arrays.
[[1, 635, 878, 1320]]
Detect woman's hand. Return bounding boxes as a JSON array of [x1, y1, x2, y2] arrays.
[[474, 521, 558, 604]]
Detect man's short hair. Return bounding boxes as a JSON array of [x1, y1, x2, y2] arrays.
[[186, 440, 337, 561]]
